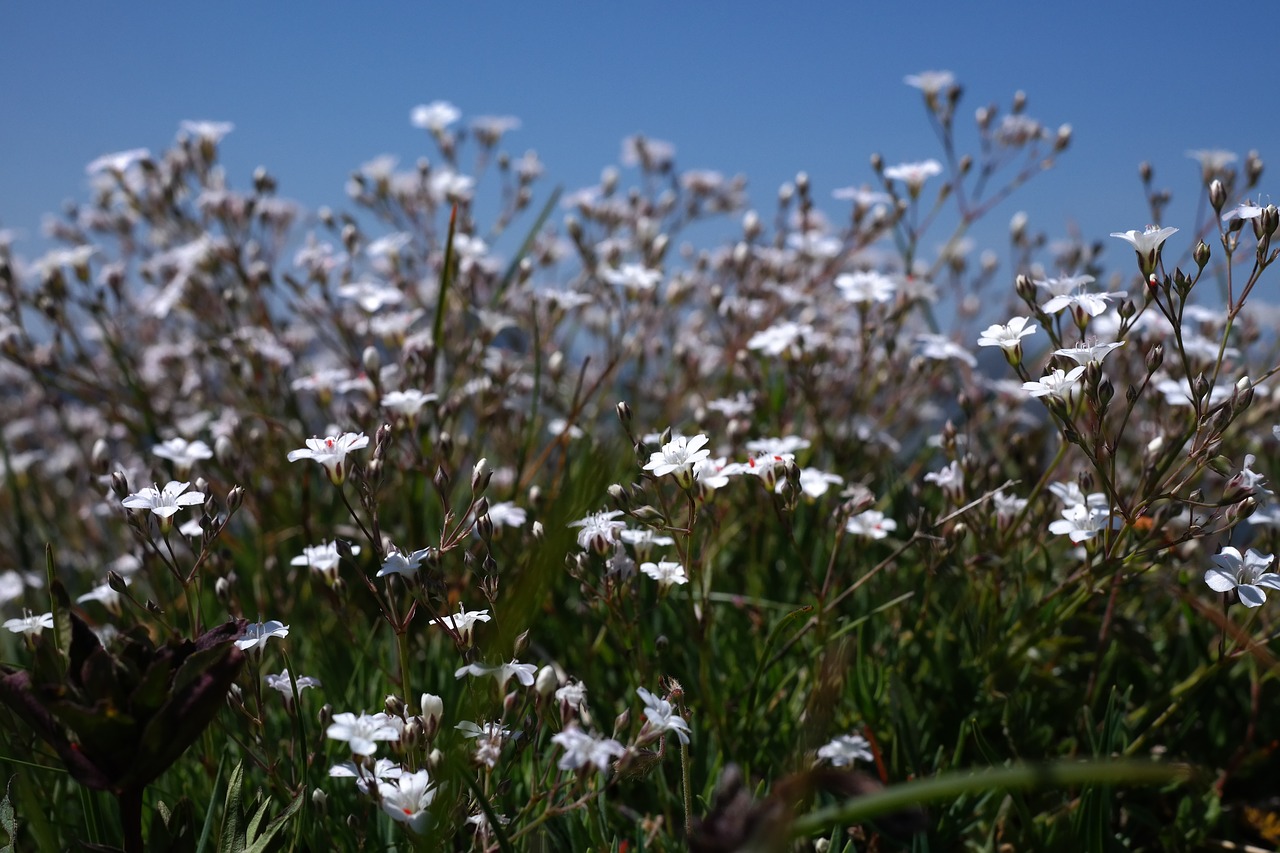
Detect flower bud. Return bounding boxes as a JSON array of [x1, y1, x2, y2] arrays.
[[471, 457, 491, 494], [385, 694, 405, 719], [111, 471, 130, 500], [535, 665, 557, 697], [1145, 344, 1164, 374], [421, 693, 444, 732], [1209, 179, 1227, 213], [1193, 241, 1211, 269]]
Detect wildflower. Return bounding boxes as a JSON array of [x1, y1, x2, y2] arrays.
[[817, 733, 873, 767], [379, 770, 436, 834], [745, 435, 810, 455], [411, 100, 460, 132], [1224, 454, 1272, 500], [1205, 547, 1280, 607], [264, 669, 321, 699], [884, 159, 943, 196], [329, 757, 401, 795], [381, 389, 437, 420], [637, 687, 691, 745], [287, 432, 369, 485], [1187, 149, 1237, 182], [917, 334, 978, 368], [180, 120, 234, 144], [835, 271, 896, 305], [235, 620, 289, 652], [1110, 225, 1179, 278], [644, 434, 710, 488], [152, 437, 213, 475], [85, 148, 150, 175], [455, 660, 538, 690], [601, 264, 662, 293], [747, 321, 814, 359], [791, 468, 844, 499], [552, 725, 626, 773], [903, 70, 956, 98], [377, 546, 434, 579], [121, 481, 206, 530], [640, 560, 688, 589], [569, 509, 627, 554], [1053, 340, 1125, 365], [1041, 286, 1122, 319], [1047, 504, 1118, 543], [484, 501, 527, 529], [977, 317, 1038, 353], [456, 720, 512, 740], [1222, 200, 1264, 224], [427, 605, 492, 643], [1022, 366, 1086, 399], [923, 461, 963, 500], [290, 540, 358, 583], [2, 612, 53, 637], [76, 578, 128, 615], [555, 680, 588, 712], [337, 280, 403, 313], [326, 711, 401, 756], [845, 510, 897, 540]]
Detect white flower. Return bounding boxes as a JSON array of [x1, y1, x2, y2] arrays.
[[644, 434, 710, 488], [455, 660, 538, 689], [916, 334, 978, 368], [568, 509, 627, 554], [977, 317, 1038, 351], [455, 720, 512, 740], [179, 120, 234, 143], [235, 620, 289, 652], [411, 101, 460, 132], [637, 687, 691, 745], [86, 148, 150, 175], [427, 605, 491, 642], [1022, 366, 1086, 399], [1047, 504, 1118, 543], [1041, 287, 1122, 318], [377, 546, 434, 579], [845, 510, 897, 539], [3, 612, 53, 637], [884, 160, 943, 195], [329, 758, 401, 795], [77, 578, 128, 615], [121, 481, 206, 524], [152, 437, 213, 473], [1110, 225, 1179, 277], [287, 432, 369, 485], [378, 770, 436, 834], [552, 725, 627, 773], [485, 501, 527, 529], [1053, 341, 1125, 365], [790, 468, 843, 499], [835, 271, 896, 305], [337, 280, 403, 313], [601, 264, 662, 293], [923, 461, 963, 498], [817, 733, 873, 767], [747, 321, 814, 359], [326, 712, 401, 756], [381, 389, 437, 419], [903, 70, 955, 97], [640, 560, 688, 589], [1206, 547, 1280, 608], [264, 669, 321, 699], [290, 540, 358, 581], [1222, 200, 1265, 224], [555, 680, 588, 711]]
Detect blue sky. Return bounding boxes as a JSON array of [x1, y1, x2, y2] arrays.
[[3, 2, 1276, 271]]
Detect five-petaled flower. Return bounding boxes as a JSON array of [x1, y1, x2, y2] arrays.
[[644, 434, 711, 488], [977, 317, 1038, 361], [121, 481, 206, 531], [1205, 546, 1280, 608], [326, 711, 401, 756], [637, 686, 691, 745], [817, 733, 874, 767], [235, 620, 290, 652], [427, 605, 492, 643], [378, 769, 437, 834], [1110, 225, 1178, 279], [287, 432, 369, 485], [640, 560, 688, 589]]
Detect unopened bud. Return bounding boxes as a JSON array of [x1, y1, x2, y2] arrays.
[[535, 665, 558, 697], [385, 694, 405, 719], [1146, 344, 1164, 373], [227, 485, 244, 513], [1193, 241, 1211, 269], [1209, 179, 1227, 213], [471, 457, 491, 493], [362, 346, 380, 376], [111, 471, 130, 500]]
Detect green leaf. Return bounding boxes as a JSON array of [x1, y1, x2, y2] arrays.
[[0, 776, 16, 852], [218, 760, 245, 853], [195, 753, 226, 853], [243, 789, 304, 853]]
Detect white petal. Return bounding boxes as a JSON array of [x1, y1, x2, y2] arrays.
[[1204, 569, 1238, 593]]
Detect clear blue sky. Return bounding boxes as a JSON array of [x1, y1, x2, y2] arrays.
[[3, 2, 1275, 268]]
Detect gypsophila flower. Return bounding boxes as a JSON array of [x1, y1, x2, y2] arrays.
[[378, 769, 436, 834], [428, 605, 492, 643], [1022, 366, 1086, 399], [287, 432, 368, 485], [835, 271, 897, 305], [904, 70, 955, 97], [76, 578, 128, 615], [456, 721, 512, 740], [816, 733, 873, 767], [1041, 286, 1123, 319], [1111, 225, 1179, 278], [484, 501, 527, 529], [235, 620, 289, 652], [569, 509, 627, 554], [152, 437, 213, 473], [381, 389, 437, 420], [601, 264, 662, 293], [640, 560, 688, 589], [791, 468, 844, 499], [326, 712, 401, 756], [884, 159, 943, 195], [3, 612, 53, 637], [290, 540, 359, 582], [923, 461, 963, 499], [264, 669, 321, 699], [637, 687, 691, 745], [845, 510, 897, 539], [644, 433, 710, 488], [556, 680, 588, 712], [1053, 340, 1125, 365], [552, 725, 626, 773], [411, 100, 460, 132], [455, 660, 538, 690], [917, 334, 978, 368], [377, 546, 433, 579], [121, 481, 206, 523], [329, 758, 401, 796], [977, 317, 1038, 351], [1205, 547, 1280, 608], [1048, 504, 1119, 543]]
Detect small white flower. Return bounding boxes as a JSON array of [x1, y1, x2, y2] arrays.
[[637, 687, 691, 745], [121, 480, 206, 522], [381, 389, 437, 419], [601, 264, 662, 293], [326, 712, 401, 756], [884, 160, 943, 195], [427, 605, 492, 643], [86, 148, 150, 175], [3, 612, 53, 637], [817, 733, 873, 767], [377, 546, 434, 579], [1022, 366, 1086, 399], [1110, 225, 1179, 277], [917, 334, 978, 368], [290, 540, 358, 582], [977, 317, 1038, 351], [410, 101, 460, 132], [180, 120, 234, 144], [1053, 341, 1125, 365], [455, 660, 538, 689], [1205, 546, 1280, 608], [568, 509, 627, 554], [484, 501, 527, 529], [845, 510, 897, 540], [903, 70, 955, 98], [152, 437, 213, 473], [264, 669, 321, 699], [337, 280, 403, 313], [643, 434, 711, 488], [552, 725, 627, 773], [835, 271, 896, 305], [287, 432, 369, 485], [378, 770, 436, 834], [640, 560, 688, 589], [235, 620, 289, 652], [1047, 504, 1118, 543]]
